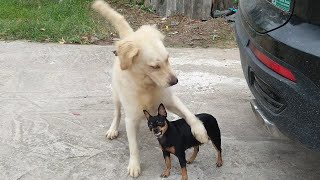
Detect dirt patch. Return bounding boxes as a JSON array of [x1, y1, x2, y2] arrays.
[[94, 4, 237, 48]]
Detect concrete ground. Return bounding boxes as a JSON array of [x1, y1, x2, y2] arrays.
[[0, 41, 319, 180]]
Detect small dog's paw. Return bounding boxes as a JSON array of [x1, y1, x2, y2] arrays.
[[187, 160, 192, 164], [160, 174, 169, 178], [106, 129, 118, 140], [191, 120, 208, 144], [216, 160, 223, 167], [127, 160, 141, 178], [181, 176, 188, 180]]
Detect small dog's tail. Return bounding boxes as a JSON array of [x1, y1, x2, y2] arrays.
[[91, 0, 133, 39]]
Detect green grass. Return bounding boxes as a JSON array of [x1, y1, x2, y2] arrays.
[[0, 0, 112, 44]]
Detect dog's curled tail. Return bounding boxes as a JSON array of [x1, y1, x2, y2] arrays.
[[92, 0, 133, 39]]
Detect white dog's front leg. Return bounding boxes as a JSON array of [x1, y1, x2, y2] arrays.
[[165, 95, 208, 144], [125, 117, 141, 178]]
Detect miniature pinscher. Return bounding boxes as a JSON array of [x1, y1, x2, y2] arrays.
[[143, 104, 223, 180]]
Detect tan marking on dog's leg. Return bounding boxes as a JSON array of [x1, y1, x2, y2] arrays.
[[165, 147, 176, 154], [187, 146, 199, 164], [181, 167, 188, 180], [161, 156, 171, 178], [213, 142, 223, 167]]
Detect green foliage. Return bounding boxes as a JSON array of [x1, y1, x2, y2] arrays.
[[127, 0, 155, 13], [0, 0, 110, 43]]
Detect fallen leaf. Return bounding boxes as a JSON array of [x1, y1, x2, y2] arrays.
[[212, 35, 219, 41], [72, 112, 80, 116], [40, 28, 45, 31], [170, 21, 179, 26], [59, 37, 65, 44], [81, 36, 88, 41], [90, 36, 99, 43], [168, 31, 178, 35]]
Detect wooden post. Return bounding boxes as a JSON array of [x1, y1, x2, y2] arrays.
[[149, 0, 213, 20]]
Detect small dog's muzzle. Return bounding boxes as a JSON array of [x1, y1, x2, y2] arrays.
[[153, 128, 160, 134]]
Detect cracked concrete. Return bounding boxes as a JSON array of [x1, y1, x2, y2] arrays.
[[0, 41, 319, 180]]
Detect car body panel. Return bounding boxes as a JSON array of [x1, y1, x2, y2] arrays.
[[235, 3, 320, 149], [239, 0, 293, 33]]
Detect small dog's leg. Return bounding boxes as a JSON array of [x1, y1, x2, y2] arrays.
[[125, 117, 141, 177], [106, 90, 121, 139], [160, 151, 171, 178], [212, 141, 223, 167], [177, 152, 188, 180], [187, 146, 199, 164], [164, 95, 208, 143], [216, 150, 223, 167], [181, 167, 188, 180]]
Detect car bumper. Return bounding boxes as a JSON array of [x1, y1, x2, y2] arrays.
[[235, 13, 320, 150], [250, 99, 288, 139]]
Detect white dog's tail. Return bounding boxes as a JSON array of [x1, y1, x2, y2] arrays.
[[92, 0, 133, 39]]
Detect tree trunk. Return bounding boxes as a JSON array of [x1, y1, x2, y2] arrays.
[[147, 0, 234, 20], [212, 0, 234, 10]]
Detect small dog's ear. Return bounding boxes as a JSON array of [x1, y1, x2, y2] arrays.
[[143, 110, 151, 120], [116, 40, 139, 70], [158, 103, 167, 117]]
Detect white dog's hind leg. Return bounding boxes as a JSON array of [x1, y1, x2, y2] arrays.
[[106, 92, 121, 139], [125, 117, 141, 177], [165, 95, 209, 144]]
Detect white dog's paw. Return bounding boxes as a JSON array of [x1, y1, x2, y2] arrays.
[[106, 129, 119, 140], [191, 120, 209, 144], [127, 159, 141, 178]]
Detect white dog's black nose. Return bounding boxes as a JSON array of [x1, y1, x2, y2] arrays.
[[169, 76, 178, 86]]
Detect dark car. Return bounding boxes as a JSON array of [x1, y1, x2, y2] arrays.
[[235, 0, 320, 150]]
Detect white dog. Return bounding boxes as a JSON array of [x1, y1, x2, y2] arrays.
[[92, 0, 208, 177]]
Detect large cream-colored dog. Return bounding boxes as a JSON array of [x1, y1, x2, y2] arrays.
[[92, 0, 208, 177]]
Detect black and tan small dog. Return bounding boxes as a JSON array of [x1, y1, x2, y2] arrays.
[[143, 104, 223, 180]]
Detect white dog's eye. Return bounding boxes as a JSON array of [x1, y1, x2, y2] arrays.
[[150, 65, 160, 69]]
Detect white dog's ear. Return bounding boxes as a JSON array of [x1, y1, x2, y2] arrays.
[[116, 40, 139, 70], [143, 110, 151, 120], [158, 103, 167, 117]]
